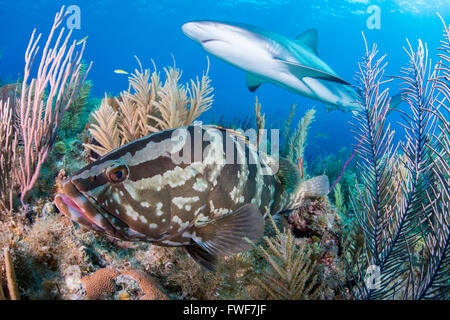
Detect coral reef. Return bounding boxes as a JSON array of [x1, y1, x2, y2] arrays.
[[307, 147, 357, 217], [210, 114, 253, 131], [254, 96, 266, 147], [58, 63, 94, 140], [0, 84, 18, 111]]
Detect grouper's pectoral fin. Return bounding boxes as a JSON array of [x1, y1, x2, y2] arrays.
[[274, 57, 351, 85], [186, 204, 264, 271]]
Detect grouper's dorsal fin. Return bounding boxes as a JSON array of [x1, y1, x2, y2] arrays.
[[245, 73, 265, 92], [295, 29, 319, 55], [188, 204, 264, 271], [277, 158, 301, 193]]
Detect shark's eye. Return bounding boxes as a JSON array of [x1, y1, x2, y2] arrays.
[[109, 165, 129, 183]]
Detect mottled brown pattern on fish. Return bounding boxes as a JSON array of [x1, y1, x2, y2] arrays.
[[55, 125, 329, 271]]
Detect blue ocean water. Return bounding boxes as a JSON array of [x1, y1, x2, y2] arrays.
[[0, 0, 448, 156]]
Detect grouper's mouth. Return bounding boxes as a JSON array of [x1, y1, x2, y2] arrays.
[[54, 180, 125, 238]]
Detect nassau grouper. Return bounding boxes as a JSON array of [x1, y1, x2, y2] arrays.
[[55, 125, 329, 270]]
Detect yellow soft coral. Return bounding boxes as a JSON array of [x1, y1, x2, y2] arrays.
[[84, 57, 213, 160]]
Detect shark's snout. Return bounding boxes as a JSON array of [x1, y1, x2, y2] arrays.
[[182, 21, 223, 43], [182, 22, 204, 41]]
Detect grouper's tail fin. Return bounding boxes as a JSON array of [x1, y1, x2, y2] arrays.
[[302, 175, 330, 198], [285, 175, 330, 211]]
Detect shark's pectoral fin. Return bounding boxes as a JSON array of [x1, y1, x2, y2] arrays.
[[245, 73, 265, 92], [324, 104, 334, 113], [275, 58, 351, 85], [295, 29, 319, 56]]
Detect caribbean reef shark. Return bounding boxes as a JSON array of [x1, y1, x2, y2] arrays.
[[182, 21, 401, 113]]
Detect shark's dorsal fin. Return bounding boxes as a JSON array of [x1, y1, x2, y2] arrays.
[[274, 58, 351, 85], [245, 73, 265, 92], [295, 29, 319, 55]]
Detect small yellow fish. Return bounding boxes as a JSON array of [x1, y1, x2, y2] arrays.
[[315, 132, 329, 139], [114, 69, 129, 75], [76, 36, 88, 46]]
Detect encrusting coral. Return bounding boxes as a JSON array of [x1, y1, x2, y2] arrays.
[[80, 268, 168, 300], [1, 5, 447, 301], [80, 268, 119, 299]]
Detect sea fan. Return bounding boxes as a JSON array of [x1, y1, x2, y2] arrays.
[[345, 21, 450, 299], [412, 15, 450, 299]]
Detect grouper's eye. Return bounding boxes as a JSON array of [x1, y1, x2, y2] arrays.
[[108, 165, 129, 183]]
